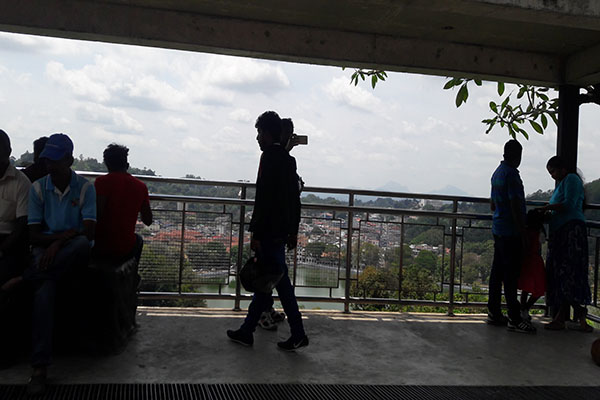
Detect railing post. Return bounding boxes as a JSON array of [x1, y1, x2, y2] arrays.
[[344, 193, 354, 313], [234, 186, 246, 311], [398, 216, 405, 308], [595, 236, 599, 307], [178, 202, 187, 295], [447, 200, 458, 316]]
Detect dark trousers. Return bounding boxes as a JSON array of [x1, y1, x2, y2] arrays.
[[241, 239, 305, 339], [0, 233, 28, 285], [488, 235, 522, 322], [24, 236, 91, 367], [0, 234, 29, 362]]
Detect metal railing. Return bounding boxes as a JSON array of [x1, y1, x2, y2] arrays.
[[79, 172, 600, 319]]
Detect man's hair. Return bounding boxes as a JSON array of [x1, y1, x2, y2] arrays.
[[255, 111, 282, 142], [503, 139, 522, 159], [0, 129, 10, 152], [33, 136, 49, 161], [103, 143, 129, 171]]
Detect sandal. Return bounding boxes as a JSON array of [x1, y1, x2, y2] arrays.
[[544, 321, 566, 331]]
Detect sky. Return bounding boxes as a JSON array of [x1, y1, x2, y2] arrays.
[[1, 31, 599, 197]]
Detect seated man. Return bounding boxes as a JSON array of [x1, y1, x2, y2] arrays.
[[94, 143, 153, 261], [23, 133, 96, 396], [22, 136, 49, 183], [0, 129, 31, 369]]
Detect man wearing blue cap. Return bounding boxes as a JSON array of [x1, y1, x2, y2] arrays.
[[23, 133, 96, 396]]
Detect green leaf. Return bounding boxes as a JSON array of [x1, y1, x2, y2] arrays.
[[508, 124, 515, 138], [529, 120, 543, 134], [541, 113, 548, 129], [497, 82, 505, 96], [550, 112, 559, 126], [455, 84, 468, 107], [489, 101, 498, 113], [474, 79, 482, 86], [521, 129, 529, 140], [517, 86, 526, 99], [501, 95, 510, 109], [443, 79, 456, 90], [538, 93, 549, 101], [371, 75, 377, 89]]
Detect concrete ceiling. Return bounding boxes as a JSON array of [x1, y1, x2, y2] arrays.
[[1, 0, 599, 86]]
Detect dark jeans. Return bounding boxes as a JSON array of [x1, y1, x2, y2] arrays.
[[0, 234, 29, 362], [0, 233, 28, 285], [488, 235, 522, 322], [24, 236, 91, 367], [240, 239, 305, 339]]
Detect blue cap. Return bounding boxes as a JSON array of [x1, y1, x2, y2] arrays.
[[39, 133, 73, 161]]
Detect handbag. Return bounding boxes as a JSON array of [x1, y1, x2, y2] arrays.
[[239, 256, 284, 294]]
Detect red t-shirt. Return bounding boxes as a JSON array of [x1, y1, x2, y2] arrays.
[[94, 172, 149, 258]]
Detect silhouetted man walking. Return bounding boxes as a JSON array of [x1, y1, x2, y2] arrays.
[[227, 111, 308, 351]]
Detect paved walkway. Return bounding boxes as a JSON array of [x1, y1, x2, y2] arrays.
[[1, 307, 598, 386]]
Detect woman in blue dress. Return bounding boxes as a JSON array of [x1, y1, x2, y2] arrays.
[[539, 156, 592, 332]]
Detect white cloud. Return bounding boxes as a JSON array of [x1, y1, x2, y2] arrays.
[[166, 117, 188, 131], [46, 61, 111, 103], [208, 57, 290, 93], [0, 32, 90, 56], [324, 77, 382, 113], [76, 104, 143, 134], [90, 127, 156, 148], [228, 108, 253, 123], [472, 140, 502, 155], [369, 136, 418, 152], [443, 140, 464, 150], [181, 136, 211, 152]]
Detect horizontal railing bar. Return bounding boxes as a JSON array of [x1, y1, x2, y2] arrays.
[[77, 171, 600, 211], [149, 194, 254, 206]]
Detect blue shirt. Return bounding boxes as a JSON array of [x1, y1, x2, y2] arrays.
[[491, 161, 526, 237], [28, 170, 96, 234], [549, 173, 585, 233]]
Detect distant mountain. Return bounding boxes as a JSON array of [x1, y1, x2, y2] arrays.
[[375, 181, 410, 193], [430, 185, 469, 196]]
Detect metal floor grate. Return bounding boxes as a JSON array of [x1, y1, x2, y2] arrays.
[[1, 384, 599, 400]]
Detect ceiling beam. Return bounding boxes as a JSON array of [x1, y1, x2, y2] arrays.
[[0, 0, 567, 86]]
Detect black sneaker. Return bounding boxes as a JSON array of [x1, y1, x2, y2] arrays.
[[277, 335, 309, 352], [486, 312, 508, 326], [227, 329, 254, 346], [507, 319, 537, 334], [27, 374, 47, 397]]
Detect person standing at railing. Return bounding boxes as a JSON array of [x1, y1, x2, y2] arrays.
[[487, 139, 536, 333], [538, 155, 592, 332], [227, 110, 309, 351], [94, 143, 153, 262]]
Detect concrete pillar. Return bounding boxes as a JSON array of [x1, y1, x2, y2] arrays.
[[556, 85, 580, 171]]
